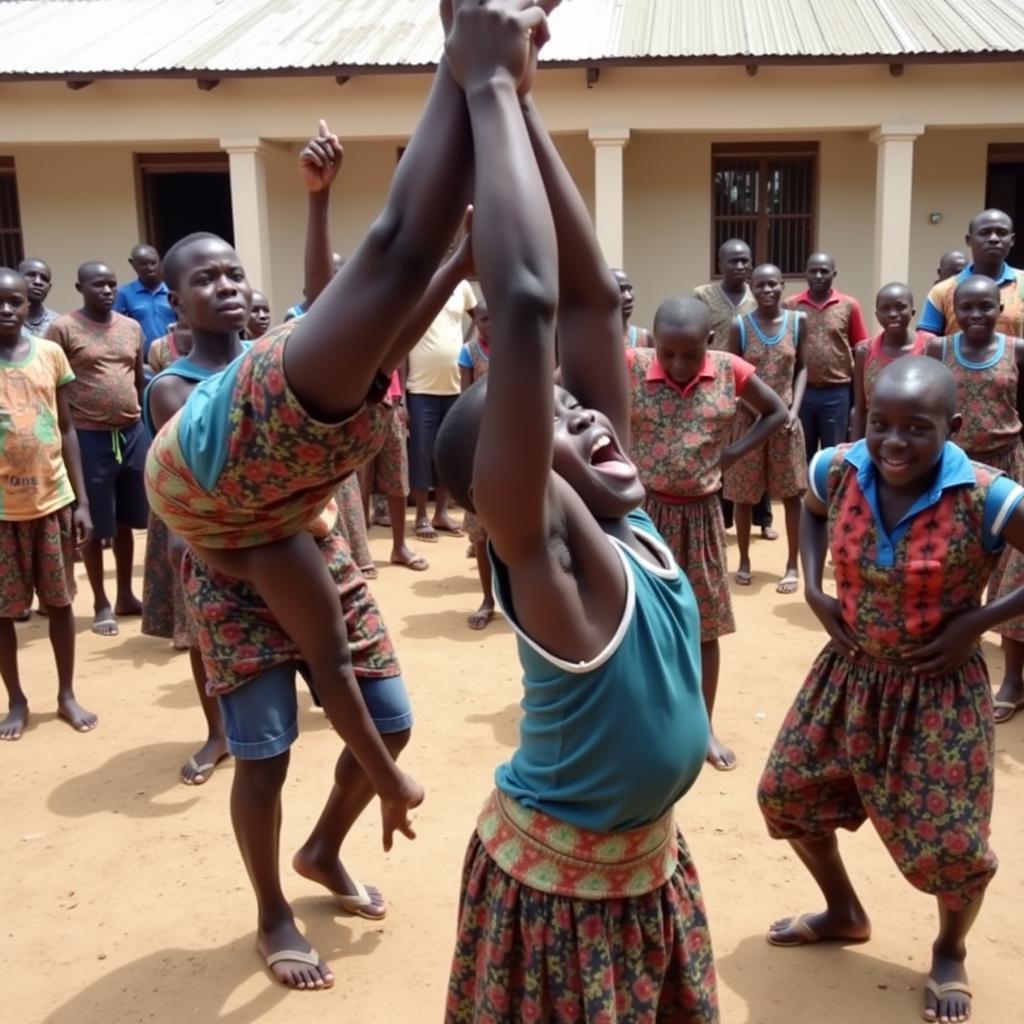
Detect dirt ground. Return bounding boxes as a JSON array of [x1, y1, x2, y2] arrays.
[[3, 519, 1024, 1024]]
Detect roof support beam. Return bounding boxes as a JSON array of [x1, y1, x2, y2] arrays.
[[586, 67, 600, 88]]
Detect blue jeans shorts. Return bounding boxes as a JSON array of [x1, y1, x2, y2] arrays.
[[218, 663, 413, 760]]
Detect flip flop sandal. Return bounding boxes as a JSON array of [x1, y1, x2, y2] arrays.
[[776, 574, 800, 595], [993, 697, 1024, 723], [392, 554, 429, 572], [734, 570, 753, 586], [266, 949, 322, 969], [360, 564, 379, 580], [91, 613, 119, 637], [767, 913, 821, 947], [181, 754, 227, 786], [336, 879, 387, 920], [414, 525, 439, 543], [922, 979, 972, 1022]]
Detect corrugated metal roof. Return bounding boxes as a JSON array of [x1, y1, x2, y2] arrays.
[[1, 0, 1023, 78]]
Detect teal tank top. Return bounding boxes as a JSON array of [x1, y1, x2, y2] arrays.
[[492, 508, 709, 832]]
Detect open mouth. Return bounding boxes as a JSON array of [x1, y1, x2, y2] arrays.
[[589, 434, 637, 480], [881, 454, 912, 470]]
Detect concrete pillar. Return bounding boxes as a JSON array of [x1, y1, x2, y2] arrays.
[[219, 136, 273, 311], [869, 124, 924, 291], [588, 128, 630, 268]]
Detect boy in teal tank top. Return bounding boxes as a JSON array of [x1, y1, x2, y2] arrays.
[[436, 6, 716, 1020]]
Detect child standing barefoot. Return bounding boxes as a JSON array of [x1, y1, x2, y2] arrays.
[[758, 356, 1024, 1024], [456, 300, 494, 629], [850, 282, 922, 441], [723, 263, 808, 594], [628, 297, 787, 770], [437, 4, 717, 1017], [0, 269, 94, 740]]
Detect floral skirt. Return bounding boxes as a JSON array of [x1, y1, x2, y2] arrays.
[[445, 792, 719, 1024], [757, 643, 997, 910], [644, 492, 733, 642], [358, 407, 409, 499], [722, 408, 807, 505], [141, 512, 195, 648], [334, 474, 373, 570]]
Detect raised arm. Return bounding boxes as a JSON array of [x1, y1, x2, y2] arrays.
[[521, 95, 628, 444], [284, 17, 473, 421], [450, 2, 558, 562], [299, 121, 344, 307]]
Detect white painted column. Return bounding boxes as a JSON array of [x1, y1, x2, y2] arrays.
[[869, 124, 924, 291], [588, 128, 630, 268], [219, 137, 273, 311]]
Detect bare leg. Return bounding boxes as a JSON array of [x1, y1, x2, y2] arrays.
[[47, 603, 97, 732], [767, 834, 872, 945], [0, 618, 28, 740], [113, 524, 143, 616], [388, 495, 428, 570], [293, 729, 411, 916], [431, 485, 463, 536], [231, 751, 335, 989], [467, 539, 495, 630], [702, 639, 737, 770], [734, 504, 752, 584], [82, 539, 117, 636], [993, 637, 1024, 722], [922, 899, 983, 1023], [776, 496, 801, 595], [181, 647, 228, 785]]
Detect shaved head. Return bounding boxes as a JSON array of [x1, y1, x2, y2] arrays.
[[751, 263, 782, 281], [954, 274, 1000, 305], [807, 251, 836, 271], [77, 261, 113, 283], [0, 266, 27, 291], [874, 356, 957, 419], [718, 238, 751, 261], [967, 208, 1013, 235], [130, 243, 158, 262], [876, 281, 913, 304], [653, 296, 712, 339]]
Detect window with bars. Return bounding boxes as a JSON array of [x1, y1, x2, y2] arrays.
[[711, 143, 817, 277], [0, 158, 25, 268]]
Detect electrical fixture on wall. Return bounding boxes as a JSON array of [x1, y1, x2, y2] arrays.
[[929, 212, 944, 225]]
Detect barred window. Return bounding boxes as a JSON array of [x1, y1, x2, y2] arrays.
[[711, 143, 818, 276], [0, 158, 25, 268]]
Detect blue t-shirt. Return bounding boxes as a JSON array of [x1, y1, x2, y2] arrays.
[[114, 279, 175, 350], [492, 508, 708, 833]]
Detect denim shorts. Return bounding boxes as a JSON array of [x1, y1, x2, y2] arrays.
[[217, 663, 413, 760]]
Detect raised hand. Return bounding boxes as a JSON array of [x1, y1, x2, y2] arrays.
[[445, 0, 559, 93], [299, 119, 344, 194]]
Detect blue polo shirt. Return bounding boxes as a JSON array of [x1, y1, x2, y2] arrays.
[[114, 279, 175, 351], [809, 440, 1024, 567], [918, 262, 1019, 335]]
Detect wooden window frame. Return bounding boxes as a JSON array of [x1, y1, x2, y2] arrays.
[[0, 156, 25, 268], [710, 142, 819, 279]]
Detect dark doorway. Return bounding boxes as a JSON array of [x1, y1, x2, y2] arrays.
[[987, 145, 1024, 268], [137, 153, 233, 257]]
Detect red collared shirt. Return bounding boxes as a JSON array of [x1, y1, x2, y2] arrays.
[[626, 348, 755, 497], [783, 289, 869, 386]]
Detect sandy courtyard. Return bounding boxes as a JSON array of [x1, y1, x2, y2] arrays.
[[3, 520, 1024, 1024]]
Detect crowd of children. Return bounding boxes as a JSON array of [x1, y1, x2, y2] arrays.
[[4, 0, 1024, 1020]]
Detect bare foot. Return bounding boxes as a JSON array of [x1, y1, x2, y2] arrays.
[[431, 514, 464, 537], [468, 601, 495, 630], [923, 948, 971, 1022], [257, 917, 334, 990], [57, 695, 98, 733], [776, 569, 800, 595], [706, 733, 737, 771], [767, 908, 871, 947], [390, 545, 429, 571], [760, 526, 779, 541], [293, 848, 387, 920], [180, 738, 229, 785], [0, 703, 28, 741], [114, 594, 143, 617], [91, 607, 118, 637]]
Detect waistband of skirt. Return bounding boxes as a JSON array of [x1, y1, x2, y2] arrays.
[[826, 639, 986, 674], [476, 789, 678, 899], [647, 490, 717, 506]]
